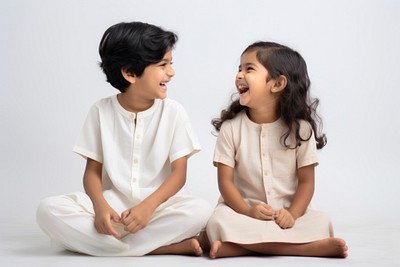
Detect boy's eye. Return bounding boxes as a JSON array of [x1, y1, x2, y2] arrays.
[[159, 61, 173, 67]]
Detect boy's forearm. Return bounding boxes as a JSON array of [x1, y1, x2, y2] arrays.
[[141, 156, 187, 210], [84, 174, 108, 211], [83, 158, 108, 211], [143, 169, 186, 210]]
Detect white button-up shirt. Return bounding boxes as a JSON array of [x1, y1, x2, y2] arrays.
[[73, 95, 200, 205]]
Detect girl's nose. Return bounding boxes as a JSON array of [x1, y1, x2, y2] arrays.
[[168, 65, 175, 77]]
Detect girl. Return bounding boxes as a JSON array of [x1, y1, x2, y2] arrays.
[[206, 41, 348, 258], [36, 21, 212, 256]]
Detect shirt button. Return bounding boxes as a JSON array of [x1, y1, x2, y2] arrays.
[[264, 171, 268, 176], [133, 158, 138, 164]]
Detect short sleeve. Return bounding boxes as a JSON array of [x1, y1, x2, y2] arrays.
[[296, 121, 318, 168], [73, 104, 103, 163], [213, 121, 236, 168], [168, 104, 201, 162]]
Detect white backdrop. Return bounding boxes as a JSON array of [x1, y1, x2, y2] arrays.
[[1, 0, 399, 228]]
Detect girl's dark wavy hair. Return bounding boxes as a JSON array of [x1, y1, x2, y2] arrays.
[[98, 21, 178, 92], [212, 41, 327, 150]]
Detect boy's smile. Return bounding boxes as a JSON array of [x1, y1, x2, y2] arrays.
[[119, 50, 175, 113], [135, 49, 175, 100]]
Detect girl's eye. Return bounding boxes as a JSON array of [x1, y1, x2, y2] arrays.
[[246, 67, 254, 72]]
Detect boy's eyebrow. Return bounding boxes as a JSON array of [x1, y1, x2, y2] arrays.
[[160, 57, 172, 62]]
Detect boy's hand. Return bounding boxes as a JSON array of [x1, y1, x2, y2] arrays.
[[94, 205, 121, 239], [121, 202, 155, 234], [275, 209, 295, 229], [247, 203, 276, 221]]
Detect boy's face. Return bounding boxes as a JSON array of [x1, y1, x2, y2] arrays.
[[133, 50, 175, 101]]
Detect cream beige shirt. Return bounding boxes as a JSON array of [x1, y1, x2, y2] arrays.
[[207, 111, 333, 244], [213, 110, 318, 210]]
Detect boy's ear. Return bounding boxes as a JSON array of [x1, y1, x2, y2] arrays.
[[121, 68, 136, 84], [271, 75, 287, 93]]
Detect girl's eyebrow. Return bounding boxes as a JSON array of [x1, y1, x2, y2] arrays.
[[239, 62, 256, 69]]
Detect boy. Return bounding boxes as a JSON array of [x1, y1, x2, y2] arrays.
[[37, 21, 212, 256]]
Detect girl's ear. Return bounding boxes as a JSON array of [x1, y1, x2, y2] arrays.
[[121, 68, 136, 84], [271, 75, 287, 93]]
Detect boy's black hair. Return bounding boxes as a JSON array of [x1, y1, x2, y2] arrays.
[[99, 21, 178, 92]]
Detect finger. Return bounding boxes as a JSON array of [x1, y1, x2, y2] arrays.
[[280, 216, 291, 229], [121, 210, 130, 221], [274, 211, 279, 219], [259, 208, 275, 220], [122, 212, 134, 225], [261, 203, 274, 212], [280, 218, 288, 229], [104, 218, 120, 239], [111, 213, 121, 223], [125, 221, 141, 234], [95, 222, 106, 235], [275, 214, 282, 225]]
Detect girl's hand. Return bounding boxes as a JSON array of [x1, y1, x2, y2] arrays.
[[121, 202, 155, 234], [247, 203, 276, 221], [275, 209, 295, 229], [94, 205, 121, 239]]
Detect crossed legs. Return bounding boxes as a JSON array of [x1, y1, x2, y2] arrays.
[[209, 237, 348, 259]]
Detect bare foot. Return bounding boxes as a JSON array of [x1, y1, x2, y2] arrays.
[[209, 238, 348, 258], [209, 240, 222, 259], [328, 238, 348, 258], [189, 238, 203, 256], [148, 237, 203, 256], [305, 237, 348, 258], [209, 240, 253, 259]]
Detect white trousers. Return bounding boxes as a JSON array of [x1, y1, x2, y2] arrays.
[[37, 192, 212, 256]]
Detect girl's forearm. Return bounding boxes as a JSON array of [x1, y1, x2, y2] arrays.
[[220, 180, 250, 215], [218, 164, 250, 215], [288, 165, 315, 219]]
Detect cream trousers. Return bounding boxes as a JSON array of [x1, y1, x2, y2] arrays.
[[37, 192, 212, 256]]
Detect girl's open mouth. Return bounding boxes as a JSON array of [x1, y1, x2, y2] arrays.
[[238, 85, 249, 95]]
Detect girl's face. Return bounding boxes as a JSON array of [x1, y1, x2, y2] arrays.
[[134, 49, 175, 101], [236, 50, 276, 109]]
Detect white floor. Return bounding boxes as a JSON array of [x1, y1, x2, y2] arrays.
[[1, 219, 399, 267]]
